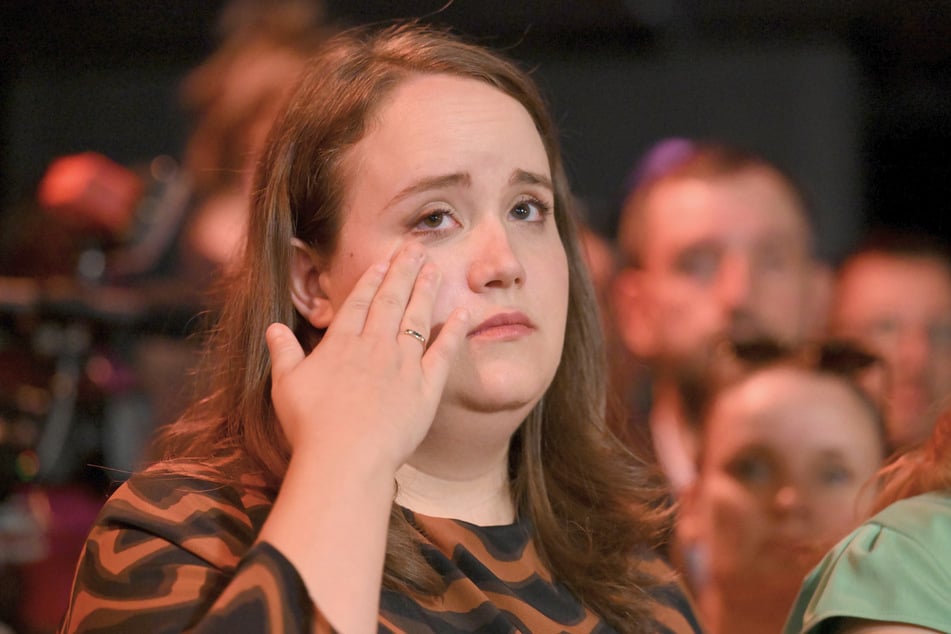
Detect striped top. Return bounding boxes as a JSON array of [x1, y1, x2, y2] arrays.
[[60, 466, 702, 633]]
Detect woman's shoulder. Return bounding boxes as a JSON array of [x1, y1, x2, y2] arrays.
[[785, 491, 951, 634], [107, 461, 271, 512], [94, 462, 275, 565], [870, 491, 951, 539]]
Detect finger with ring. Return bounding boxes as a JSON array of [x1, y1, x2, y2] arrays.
[[400, 328, 427, 346]]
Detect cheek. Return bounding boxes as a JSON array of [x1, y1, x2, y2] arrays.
[[653, 282, 704, 323], [524, 242, 569, 316], [934, 356, 951, 384], [703, 477, 766, 550], [325, 260, 370, 310], [813, 484, 868, 532], [430, 284, 462, 325]]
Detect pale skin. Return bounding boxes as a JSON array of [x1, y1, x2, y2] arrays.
[[615, 168, 824, 373], [679, 367, 884, 634], [832, 253, 951, 449], [612, 168, 828, 491], [256, 73, 569, 633]]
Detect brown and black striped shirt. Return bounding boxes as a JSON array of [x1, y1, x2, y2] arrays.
[[61, 466, 702, 633]]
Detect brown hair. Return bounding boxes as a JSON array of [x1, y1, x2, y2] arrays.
[[617, 141, 814, 268], [158, 23, 669, 631]]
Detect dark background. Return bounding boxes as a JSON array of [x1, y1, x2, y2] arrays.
[[1, 0, 949, 263]]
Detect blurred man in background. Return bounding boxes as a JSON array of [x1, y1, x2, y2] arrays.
[[612, 139, 830, 492], [830, 232, 951, 451]]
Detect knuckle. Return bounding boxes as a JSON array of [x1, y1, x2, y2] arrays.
[[347, 298, 372, 313], [374, 291, 404, 309]]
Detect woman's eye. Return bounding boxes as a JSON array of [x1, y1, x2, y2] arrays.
[[728, 456, 773, 486], [413, 210, 457, 232], [510, 197, 550, 221], [818, 464, 853, 486]]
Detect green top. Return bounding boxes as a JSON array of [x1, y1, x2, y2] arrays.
[[784, 491, 951, 634]]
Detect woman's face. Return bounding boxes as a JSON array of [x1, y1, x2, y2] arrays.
[[314, 73, 568, 420], [683, 366, 883, 595]]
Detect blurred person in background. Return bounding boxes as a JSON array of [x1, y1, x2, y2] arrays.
[[27, 0, 331, 470], [676, 339, 888, 634], [0, 3, 330, 633], [785, 405, 951, 634], [612, 139, 831, 492], [830, 231, 951, 452]]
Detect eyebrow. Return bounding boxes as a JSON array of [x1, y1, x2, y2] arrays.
[[510, 169, 553, 191], [815, 448, 851, 461], [386, 173, 471, 209], [385, 169, 553, 209]]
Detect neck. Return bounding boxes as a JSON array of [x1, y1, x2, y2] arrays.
[[395, 452, 514, 525], [396, 406, 525, 525], [700, 582, 800, 634], [649, 379, 698, 493], [651, 378, 687, 423]]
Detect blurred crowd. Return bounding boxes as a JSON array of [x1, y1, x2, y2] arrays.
[[1, 1, 949, 633]]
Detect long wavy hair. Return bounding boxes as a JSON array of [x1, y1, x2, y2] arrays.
[[157, 23, 670, 631]]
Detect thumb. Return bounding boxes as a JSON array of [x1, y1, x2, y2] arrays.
[[265, 322, 305, 380]]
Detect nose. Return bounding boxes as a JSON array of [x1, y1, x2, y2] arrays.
[[773, 484, 806, 516], [466, 219, 525, 291], [716, 253, 753, 312], [716, 253, 755, 320]]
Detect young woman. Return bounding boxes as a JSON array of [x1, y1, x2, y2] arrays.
[[785, 408, 951, 634], [60, 23, 701, 634], [675, 341, 888, 634]]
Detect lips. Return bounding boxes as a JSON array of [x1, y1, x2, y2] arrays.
[[468, 311, 535, 339], [763, 537, 824, 563]]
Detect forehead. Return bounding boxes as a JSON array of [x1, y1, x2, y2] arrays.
[[837, 254, 951, 315], [352, 73, 547, 172], [705, 367, 879, 458], [639, 167, 809, 260]]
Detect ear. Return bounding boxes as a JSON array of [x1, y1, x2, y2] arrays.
[[612, 268, 658, 358], [289, 238, 335, 329]]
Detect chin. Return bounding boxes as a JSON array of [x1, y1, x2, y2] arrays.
[[466, 384, 545, 414], [448, 351, 558, 410], [447, 372, 548, 416]]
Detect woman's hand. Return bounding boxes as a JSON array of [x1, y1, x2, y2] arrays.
[[265, 242, 469, 475], [259, 242, 468, 632]]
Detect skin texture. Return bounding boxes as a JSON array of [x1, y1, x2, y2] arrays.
[[679, 366, 884, 634], [262, 73, 568, 632], [832, 253, 951, 449], [615, 167, 822, 378]]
